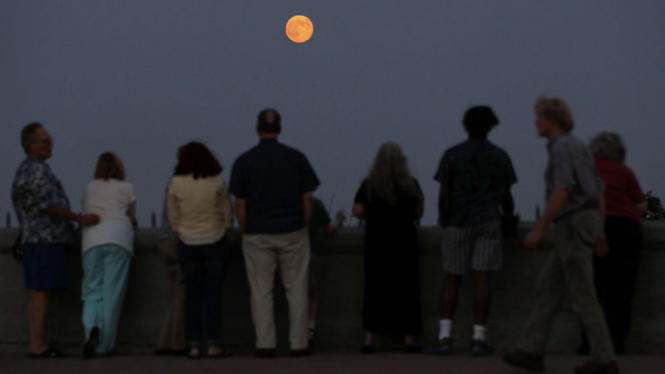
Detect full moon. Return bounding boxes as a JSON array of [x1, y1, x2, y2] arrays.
[[285, 15, 313, 43]]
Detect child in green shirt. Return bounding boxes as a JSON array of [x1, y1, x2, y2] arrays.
[[308, 197, 346, 346]]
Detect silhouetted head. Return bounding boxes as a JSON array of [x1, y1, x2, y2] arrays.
[[21, 122, 53, 159], [174, 141, 223, 179], [534, 95, 574, 133], [589, 130, 626, 163], [94, 152, 126, 180], [365, 141, 422, 205], [256, 108, 281, 136], [463, 106, 499, 139]]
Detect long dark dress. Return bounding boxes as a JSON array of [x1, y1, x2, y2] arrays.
[[354, 178, 422, 335]]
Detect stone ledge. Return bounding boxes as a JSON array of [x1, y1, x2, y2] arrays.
[[0, 222, 663, 354], [2, 221, 664, 254]]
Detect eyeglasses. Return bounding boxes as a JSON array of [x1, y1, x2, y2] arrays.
[[38, 137, 53, 145]]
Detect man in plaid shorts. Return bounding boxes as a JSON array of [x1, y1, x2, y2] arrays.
[[426, 106, 517, 356]]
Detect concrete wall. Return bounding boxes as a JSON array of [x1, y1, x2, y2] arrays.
[[1, 222, 664, 355]]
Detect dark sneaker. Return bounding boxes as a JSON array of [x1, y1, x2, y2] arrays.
[[424, 338, 452, 355], [82, 326, 100, 359], [361, 345, 375, 354], [574, 360, 619, 374], [255, 348, 276, 358], [308, 328, 315, 348], [290, 348, 311, 357], [470, 339, 493, 356], [404, 344, 421, 353], [502, 349, 544, 372]]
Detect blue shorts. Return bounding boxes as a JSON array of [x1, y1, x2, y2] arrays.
[[23, 243, 69, 290]]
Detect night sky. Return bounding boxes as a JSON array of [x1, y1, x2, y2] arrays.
[[2, 1, 664, 226]]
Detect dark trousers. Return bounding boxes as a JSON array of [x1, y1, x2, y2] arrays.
[[177, 239, 227, 346], [581, 216, 642, 354]]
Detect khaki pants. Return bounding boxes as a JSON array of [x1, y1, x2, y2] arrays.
[[518, 210, 615, 363], [242, 228, 310, 350], [155, 239, 187, 350]]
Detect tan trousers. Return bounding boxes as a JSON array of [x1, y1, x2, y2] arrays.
[[242, 228, 310, 350], [155, 239, 187, 350], [518, 210, 615, 363]]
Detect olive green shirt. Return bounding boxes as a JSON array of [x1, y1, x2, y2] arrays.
[[309, 198, 332, 254]]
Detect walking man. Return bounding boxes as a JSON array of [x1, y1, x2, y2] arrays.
[[12, 122, 99, 357], [427, 106, 517, 355], [229, 109, 320, 357], [502, 96, 618, 374]]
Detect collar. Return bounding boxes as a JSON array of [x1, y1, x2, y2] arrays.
[[546, 130, 565, 151], [26, 154, 45, 162]]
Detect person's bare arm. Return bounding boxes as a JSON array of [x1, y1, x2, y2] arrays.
[[167, 185, 180, 236], [635, 201, 648, 215], [595, 195, 609, 257], [46, 206, 99, 226], [235, 198, 246, 234], [415, 200, 424, 220], [438, 183, 450, 228], [303, 191, 314, 227], [126, 201, 138, 228], [524, 187, 569, 249], [324, 210, 346, 236], [502, 187, 515, 215], [352, 203, 365, 220]]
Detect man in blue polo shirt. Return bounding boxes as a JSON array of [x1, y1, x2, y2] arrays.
[[229, 109, 320, 358]]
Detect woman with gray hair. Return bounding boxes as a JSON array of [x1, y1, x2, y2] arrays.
[[352, 141, 424, 353], [578, 131, 647, 355]]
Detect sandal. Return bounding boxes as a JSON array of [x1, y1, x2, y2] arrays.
[[206, 348, 233, 358], [28, 348, 65, 358], [187, 346, 204, 359]]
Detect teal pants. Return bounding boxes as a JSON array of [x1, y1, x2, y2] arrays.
[[81, 244, 132, 353]]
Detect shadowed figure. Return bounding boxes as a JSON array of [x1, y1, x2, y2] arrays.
[[352, 141, 424, 354]]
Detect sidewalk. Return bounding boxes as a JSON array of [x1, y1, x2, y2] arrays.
[[0, 353, 663, 374]]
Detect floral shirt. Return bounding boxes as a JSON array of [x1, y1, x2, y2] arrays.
[[12, 156, 74, 244]]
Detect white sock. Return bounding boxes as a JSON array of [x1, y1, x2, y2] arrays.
[[309, 321, 316, 330], [438, 319, 452, 340], [473, 324, 486, 341]]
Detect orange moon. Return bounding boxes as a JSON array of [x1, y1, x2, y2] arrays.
[[285, 15, 313, 43]]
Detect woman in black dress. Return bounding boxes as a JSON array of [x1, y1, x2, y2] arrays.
[[352, 141, 424, 353]]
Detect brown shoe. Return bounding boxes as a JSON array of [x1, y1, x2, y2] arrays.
[[574, 360, 619, 374], [502, 349, 544, 372]]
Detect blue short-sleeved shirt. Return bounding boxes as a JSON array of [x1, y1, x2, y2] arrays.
[[12, 156, 74, 244], [434, 139, 517, 227], [229, 138, 320, 234]]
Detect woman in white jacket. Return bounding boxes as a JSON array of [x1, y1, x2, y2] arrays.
[[80, 152, 137, 358]]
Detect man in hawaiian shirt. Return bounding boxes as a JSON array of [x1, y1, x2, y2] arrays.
[[12, 122, 99, 358]]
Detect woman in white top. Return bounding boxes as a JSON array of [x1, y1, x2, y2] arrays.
[[167, 141, 233, 358], [80, 152, 137, 358]]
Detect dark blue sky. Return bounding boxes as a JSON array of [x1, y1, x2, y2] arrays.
[[2, 1, 664, 226]]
